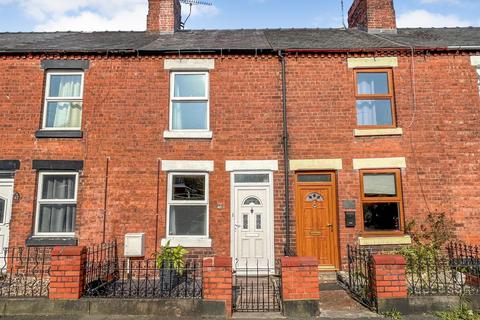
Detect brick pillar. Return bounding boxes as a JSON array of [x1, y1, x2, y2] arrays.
[[203, 257, 233, 317], [280, 257, 320, 318], [371, 254, 407, 300], [49, 246, 87, 300]]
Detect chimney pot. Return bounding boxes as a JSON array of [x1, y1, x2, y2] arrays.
[[147, 0, 182, 33], [348, 0, 397, 33]]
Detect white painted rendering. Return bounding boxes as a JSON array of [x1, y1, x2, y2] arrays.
[[353, 157, 407, 170], [161, 238, 212, 248], [225, 160, 279, 172], [347, 57, 399, 68], [161, 160, 214, 172], [163, 131, 213, 139], [289, 159, 343, 171], [354, 128, 403, 137], [164, 59, 215, 70]]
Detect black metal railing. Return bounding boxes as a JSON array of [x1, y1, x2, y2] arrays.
[[83, 241, 202, 299], [0, 246, 52, 298], [407, 243, 480, 296], [448, 242, 480, 279], [346, 245, 376, 310], [232, 259, 282, 313], [84, 240, 119, 296]]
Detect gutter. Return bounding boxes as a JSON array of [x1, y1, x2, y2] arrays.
[[278, 50, 293, 256]]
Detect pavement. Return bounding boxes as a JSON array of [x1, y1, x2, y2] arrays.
[[0, 283, 441, 320]]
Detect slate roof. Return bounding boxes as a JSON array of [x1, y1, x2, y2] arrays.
[[0, 27, 479, 53]]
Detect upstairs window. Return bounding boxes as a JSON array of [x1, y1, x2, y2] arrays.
[[170, 72, 209, 131], [355, 69, 396, 127], [35, 172, 78, 236], [43, 71, 84, 130], [477, 67, 480, 94], [360, 169, 403, 233]]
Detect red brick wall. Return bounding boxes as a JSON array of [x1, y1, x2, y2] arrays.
[[1, 51, 479, 265], [203, 256, 233, 316], [371, 254, 407, 299], [348, 0, 397, 31], [280, 257, 320, 301], [49, 246, 87, 300], [147, 0, 182, 33]]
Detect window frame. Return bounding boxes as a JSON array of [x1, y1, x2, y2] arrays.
[[169, 71, 210, 132], [34, 171, 79, 237], [359, 169, 404, 235], [42, 70, 85, 131], [354, 68, 397, 129], [476, 67, 480, 95], [166, 172, 209, 239]]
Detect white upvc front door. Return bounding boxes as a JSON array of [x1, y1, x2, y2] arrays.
[[232, 172, 274, 271], [0, 179, 13, 269]]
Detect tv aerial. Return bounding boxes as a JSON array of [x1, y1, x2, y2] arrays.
[[179, 0, 213, 29]]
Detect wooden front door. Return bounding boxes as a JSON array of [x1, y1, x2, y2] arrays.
[[295, 172, 339, 270]]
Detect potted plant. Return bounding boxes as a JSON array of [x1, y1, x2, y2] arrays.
[[155, 241, 188, 293]]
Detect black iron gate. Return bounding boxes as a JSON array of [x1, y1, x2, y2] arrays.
[[346, 245, 377, 311], [232, 260, 282, 313]]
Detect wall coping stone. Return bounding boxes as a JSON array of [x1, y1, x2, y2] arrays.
[[203, 256, 232, 268], [51, 246, 86, 257], [372, 254, 406, 266], [281, 256, 318, 267]]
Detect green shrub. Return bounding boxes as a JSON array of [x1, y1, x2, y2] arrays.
[[436, 297, 480, 320], [382, 309, 403, 320], [399, 212, 456, 271], [155, 240, 188, 274]]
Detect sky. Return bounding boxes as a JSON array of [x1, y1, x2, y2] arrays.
[[0, 0, 478, 33]]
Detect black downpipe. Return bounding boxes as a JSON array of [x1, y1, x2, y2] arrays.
[[279, 51, 293, 256]]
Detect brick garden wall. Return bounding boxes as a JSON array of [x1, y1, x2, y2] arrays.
[[0, 51, 479, 262]]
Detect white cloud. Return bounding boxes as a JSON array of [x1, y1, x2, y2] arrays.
[[397, 9, 472, 28], [0, 0, 219, 32]]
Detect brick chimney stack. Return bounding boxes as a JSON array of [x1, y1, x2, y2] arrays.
[[147, 0, 182, 33], [348, 0, 397, 34]]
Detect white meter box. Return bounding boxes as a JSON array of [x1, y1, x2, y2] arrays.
[[124, 233, 145, 257]]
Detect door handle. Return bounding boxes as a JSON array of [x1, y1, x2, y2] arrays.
[[327, 224, 333, 231]]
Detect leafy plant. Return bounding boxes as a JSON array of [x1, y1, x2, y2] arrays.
[[155, 240, 188, 274], [382, 309, 403, 320], [400, 212, 456, 271], [436, 297, 480, 320], [405, 212, 456, 250]]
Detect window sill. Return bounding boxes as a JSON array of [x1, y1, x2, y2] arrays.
[[358, 235, 411, 246], [163, 131, 213, 139], [161, 238, 212, 248], [26, 236, 78, 247], [354, 128, 403, 137], [35, 130, 83, 139]]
